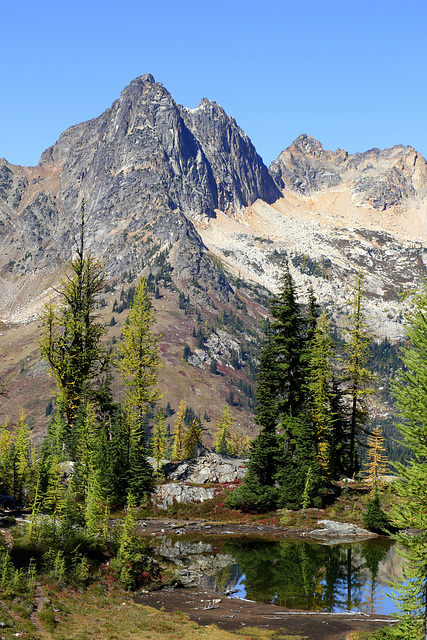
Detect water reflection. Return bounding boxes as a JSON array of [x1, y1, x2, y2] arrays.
[[219, 538, 401, 614], [153, 535, 403, 615]]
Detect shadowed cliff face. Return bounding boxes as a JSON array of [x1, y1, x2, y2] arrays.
[[270, 133, 427, 210]]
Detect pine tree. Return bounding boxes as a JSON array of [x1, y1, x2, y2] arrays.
[[391, 281, 427, 638], [212, 405, 234, 455], [171, 400, 186, 461], [39, 200, 108, 448], [342, 273, 376, 477]]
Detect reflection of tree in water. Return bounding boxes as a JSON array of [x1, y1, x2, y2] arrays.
[[215, 565, 232, 592], [223, 539, 373, 612], [360, 539, 390, 614]]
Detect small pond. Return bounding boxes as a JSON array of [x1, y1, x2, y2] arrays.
[[151, 535, 403, 615]]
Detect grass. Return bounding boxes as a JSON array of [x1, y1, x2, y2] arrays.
[[0, 581, 303, 640]]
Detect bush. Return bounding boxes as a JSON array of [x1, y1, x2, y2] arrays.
[[362, 491, 393, 535], [225, 472, 279, 513]]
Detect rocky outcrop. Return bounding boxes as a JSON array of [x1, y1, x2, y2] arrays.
[[165, 452, 247, 484], [152, 453, 247, 510], [308, 519, 376, 539], [153, 484, 216, 510], [270, 133, 427, 210]]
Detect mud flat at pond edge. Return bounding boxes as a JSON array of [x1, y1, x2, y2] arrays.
[[135, 586, 394, 640]]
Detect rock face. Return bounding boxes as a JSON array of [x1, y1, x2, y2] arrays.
[[152, 453, 247, 510], [166, 452, 247, 484], [2, 75, 427, 357], [270, 133, 427, 210]]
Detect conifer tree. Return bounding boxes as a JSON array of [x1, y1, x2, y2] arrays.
[[114, 276, 161, 500], [342, 273, 376, 477], [39, 200, 108, 447], [391, 281, 427, 637], [228, 263, 323, 511], [308, 311, 336, 476], [151, 409, 167, 475], [182, 417, 204, 459], [114, 276, 163, 429], [363, 425, 388, 491], [0, 421, 13, 494], [212, 405, 234, 455], [12, 410, 36, 503], [171, 400, 186, 461]]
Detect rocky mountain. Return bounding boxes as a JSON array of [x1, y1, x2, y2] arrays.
[[1, 74, 427, 436]]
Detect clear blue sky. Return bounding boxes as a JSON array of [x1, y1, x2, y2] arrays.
[[2, 0, 427, 167]]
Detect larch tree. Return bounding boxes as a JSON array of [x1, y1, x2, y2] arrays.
[[151, 409, 167, 476], [114, 275, 162, 433], [308, 311, 336, 477], [212, 405, 235, 455], [363, 425, 388, 491], [342, 273, 376, 477], [171, 400, 186, 461], [391, 281, 427, 639], [39, 200, 108, 449], [114, 275, 162, 501], [182, 417, 204, 459]]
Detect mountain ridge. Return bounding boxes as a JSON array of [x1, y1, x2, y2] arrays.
[[1, 74, 427, 436]]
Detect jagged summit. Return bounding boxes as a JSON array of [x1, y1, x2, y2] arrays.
[[270, 133, 427, 210]]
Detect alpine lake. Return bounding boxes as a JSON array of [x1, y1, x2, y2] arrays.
[[147, 531, 403, 615]]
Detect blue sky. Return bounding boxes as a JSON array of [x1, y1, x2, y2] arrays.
[[2, 0, 427, 167]]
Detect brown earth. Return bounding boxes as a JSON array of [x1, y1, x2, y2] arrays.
[[136, 586, 393, 640]]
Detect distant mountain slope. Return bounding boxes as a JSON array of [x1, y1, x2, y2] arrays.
[[1, 75, 427, 437]]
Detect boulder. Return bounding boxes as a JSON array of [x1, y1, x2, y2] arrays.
[[309, 519, 376, 539]]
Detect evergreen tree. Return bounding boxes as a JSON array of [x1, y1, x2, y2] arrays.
[[342, 273, 376, 477], [39, 200, 108, 448], [269, 262, 306, 420], [391, 281, 427, 637], [212, 405, 234, 455], [229, 263, 323, 511]]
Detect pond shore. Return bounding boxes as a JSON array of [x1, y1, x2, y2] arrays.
[[135, 517, 392, 640], [136, 585, 393, 640]]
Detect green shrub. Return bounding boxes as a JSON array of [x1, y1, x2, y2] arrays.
[[362, 491, 393, 535]]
